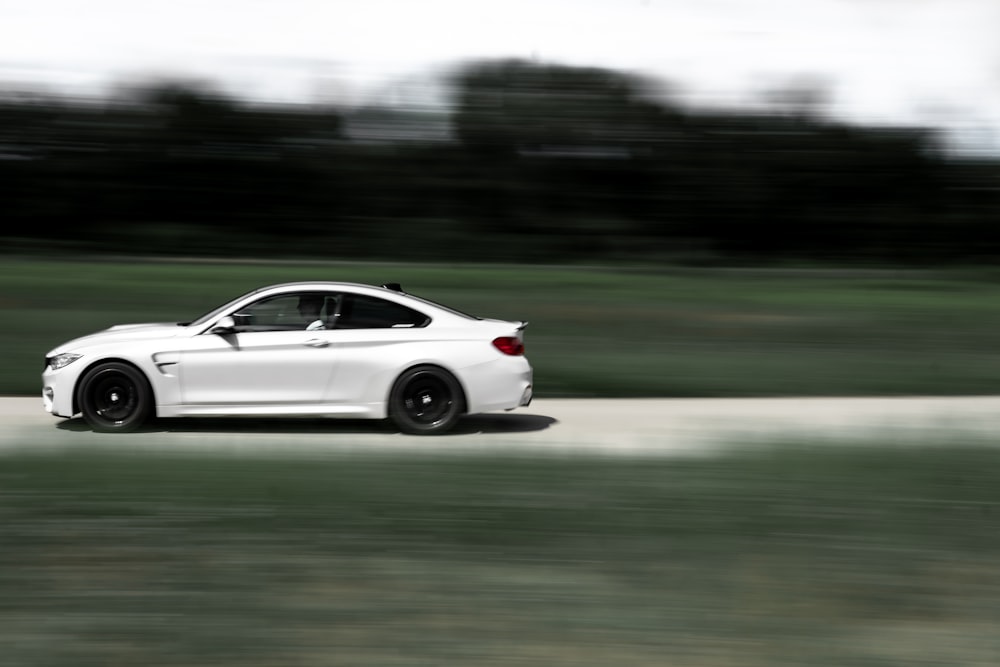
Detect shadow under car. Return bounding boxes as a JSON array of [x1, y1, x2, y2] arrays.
[[55, 412, 557, 436]]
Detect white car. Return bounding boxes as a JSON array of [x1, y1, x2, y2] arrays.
[[42, 282, 533, 434]]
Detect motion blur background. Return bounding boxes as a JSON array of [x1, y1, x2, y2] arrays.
[[3, 0, 1000, 265], [9, 4, 1000, 666]]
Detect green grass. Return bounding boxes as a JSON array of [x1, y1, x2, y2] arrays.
[[3, 443, 1000, 666], [9, 255, 1000, 397]]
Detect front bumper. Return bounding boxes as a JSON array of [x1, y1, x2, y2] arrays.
[[42, 366, 77, 418]]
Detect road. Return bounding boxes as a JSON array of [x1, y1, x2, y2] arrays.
[[4, 395, 1000, 457]]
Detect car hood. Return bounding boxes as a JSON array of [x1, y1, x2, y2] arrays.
[[47, 322, 185, 355]]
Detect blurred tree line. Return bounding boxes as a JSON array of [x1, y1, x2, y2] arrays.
[[2, 58, 999, 264]]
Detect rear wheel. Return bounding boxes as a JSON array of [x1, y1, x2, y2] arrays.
[[78, 362, 152, 433], [389, 365, 464, 435]]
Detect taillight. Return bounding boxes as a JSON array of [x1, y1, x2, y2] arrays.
[[492, 336, 524, 356]]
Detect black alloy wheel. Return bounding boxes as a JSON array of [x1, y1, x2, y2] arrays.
[[389, 365, 464, 435], [78, 362, 152, 433]]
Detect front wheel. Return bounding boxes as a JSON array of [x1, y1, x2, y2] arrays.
[[388, 365, 464, 435], [78, 362, 152, 433]]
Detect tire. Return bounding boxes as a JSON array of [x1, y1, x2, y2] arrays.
[[388, 365, 464, 435], [77, 362, 153, 433]]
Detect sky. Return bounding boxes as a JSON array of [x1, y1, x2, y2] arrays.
[[2, 0, 999, 154]]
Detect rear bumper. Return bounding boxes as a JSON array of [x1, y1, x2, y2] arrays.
[[517, 384, 533, 408], [463, 358, 533, 414]]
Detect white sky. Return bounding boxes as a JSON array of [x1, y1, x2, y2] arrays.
[[2, 0, 999, 153]]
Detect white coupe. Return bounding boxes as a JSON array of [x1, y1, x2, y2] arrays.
[[42, 282, 533, 434]]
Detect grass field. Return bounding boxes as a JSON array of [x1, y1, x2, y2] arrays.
[[3, 443, 1000, 666], [9, 257, 1000, 664], [8, 255, 1000, 398]]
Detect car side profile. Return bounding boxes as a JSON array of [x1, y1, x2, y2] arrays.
[[42, 282, 533, 434]]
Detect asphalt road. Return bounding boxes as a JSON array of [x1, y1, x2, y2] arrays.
[[4, 395, 1000, 457]]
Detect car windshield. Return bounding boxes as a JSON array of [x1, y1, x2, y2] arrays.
[[184, 287, 266, 327]]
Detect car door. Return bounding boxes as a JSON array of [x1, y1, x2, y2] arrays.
[[178, 292, 340, 407], [321, 293, 433, 403]]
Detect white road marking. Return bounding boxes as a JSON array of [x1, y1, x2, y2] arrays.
[[5, 396, 1000, 457]]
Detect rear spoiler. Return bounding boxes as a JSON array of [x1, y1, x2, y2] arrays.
[[517, 321, 529, 331]]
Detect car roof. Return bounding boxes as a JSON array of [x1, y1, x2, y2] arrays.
[[252, 281, 421, 302], [263, 281, 403, 293]]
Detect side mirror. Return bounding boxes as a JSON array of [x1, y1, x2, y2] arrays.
[[209, 315, 236, 334]]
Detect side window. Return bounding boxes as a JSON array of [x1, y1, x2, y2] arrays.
[[337, 295, 429, 329], [233, 293, 336, 332]]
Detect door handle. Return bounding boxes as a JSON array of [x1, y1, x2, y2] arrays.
[[304, 339, 329, 348]]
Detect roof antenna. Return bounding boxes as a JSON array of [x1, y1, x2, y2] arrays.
[[382, 282, 403, 292]]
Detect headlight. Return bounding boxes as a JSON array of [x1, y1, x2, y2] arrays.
[[48, 353, 82, 370]]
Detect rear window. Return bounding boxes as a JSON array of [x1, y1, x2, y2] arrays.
[[337, 295, 430, 329]]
